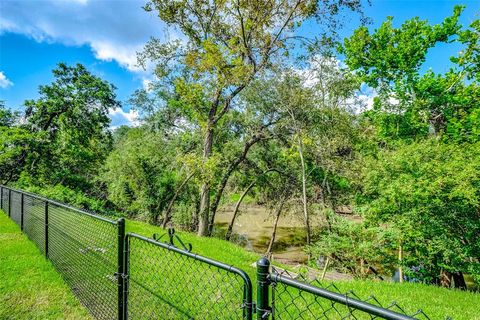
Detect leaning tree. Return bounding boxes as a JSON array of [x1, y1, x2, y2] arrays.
[[139, 0, 365, 236]]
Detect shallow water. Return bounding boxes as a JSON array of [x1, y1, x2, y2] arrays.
[[214, 205, 309, 265]]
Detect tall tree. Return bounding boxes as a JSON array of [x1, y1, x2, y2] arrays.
[[23, 63, 120, 192], [342, 6, 480, 143], [139, 0, 364, 236]]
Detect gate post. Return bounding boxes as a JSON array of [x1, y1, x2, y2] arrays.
[[117, 218, 126, 320], [256, 257, 271, 319], [123, 233, 129, 320]]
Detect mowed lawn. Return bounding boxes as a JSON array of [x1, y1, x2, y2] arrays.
[[1, 206, 479, 320], [126, 219, 480, 320], [0, 211, 90, 320]]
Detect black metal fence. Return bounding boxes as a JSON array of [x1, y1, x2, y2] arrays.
[[126, 233, 253, 319], [1, 185, 120, 319], [1, 185, 431, 320]]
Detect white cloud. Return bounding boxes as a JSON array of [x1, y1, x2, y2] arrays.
[[108, 107, 140, 129], [90, 41, 141, 72], [355, 83, 377, 111], [0, 71, 13, 88], [142, 78, 153, 91], [0, 0, 166, 72]]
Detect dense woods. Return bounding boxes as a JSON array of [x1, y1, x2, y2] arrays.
[[1, 2, 478, 290]]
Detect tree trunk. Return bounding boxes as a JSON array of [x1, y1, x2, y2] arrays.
[[398, 243, 404, 283], [225, 181, 256, 241], [320, 257, 330, 281], [266, 198, 286, 256], [439, 270, 452, 288], [208, 134, 263, 234], [198, 125, 214, 236], [162, 172, 195, 228], [191, 196, 200, 232], [452, 272, 467, 290], [297, 132, 311, 245]]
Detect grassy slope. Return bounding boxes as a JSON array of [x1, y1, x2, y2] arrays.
[[0, 212, 91, 320], [127, 219, 480, 320], [1, 207, 478, 320]]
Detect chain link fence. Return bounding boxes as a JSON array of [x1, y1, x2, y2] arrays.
[[267, 265, 430, 320], [125, 233, 253, 319], [1, 185, 433, 320], [1, 186, 120, 320]]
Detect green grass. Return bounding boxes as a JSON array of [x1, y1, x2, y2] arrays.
[[0, 212, 91, 320], [126, 219, 480, 320], [2, 205, 479, 320], [227, 193, 255, 205]]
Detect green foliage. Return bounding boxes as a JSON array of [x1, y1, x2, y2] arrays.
[[17, 179, 114, 216], [307, 213, 398, 278], [0, 102, 35, 184], [1, 63, 120, 215], [341, 6, 463, 88], [358, 140, 480, 283], [0, 100, 19, 126], [23, 63, 119, 192], [138, 0, 365, 236], [101, 127, 191, 223], [0, 126, 35, 185], [342, 9, 480, 285]]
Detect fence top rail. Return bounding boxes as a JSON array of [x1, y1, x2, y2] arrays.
[[0, 185, 117, 225], [268, 272, 415, 320], [127, 232, 253, 295]]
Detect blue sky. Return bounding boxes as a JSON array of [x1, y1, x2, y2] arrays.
[[0, 0, 479, 127]]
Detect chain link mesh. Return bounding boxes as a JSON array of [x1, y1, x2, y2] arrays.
[[126, 234, 250, 320], [10, 190, 22, 226], [23, 194, 46, 254], [48, 202, 119, 320], [2, 187, 119, 320], [270, 267, 431, 320]]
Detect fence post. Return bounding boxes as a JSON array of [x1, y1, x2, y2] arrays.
[[45, 201, 49, 257], [123, 233, 129, 320], [20, 193, 24, 230], [117, 218, 126, 320], [256, 257, 271, 319], [1, 186, 3, 210], [8, 189, 12, 217]]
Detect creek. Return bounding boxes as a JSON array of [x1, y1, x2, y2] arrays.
[[214, 205, 309, 266]]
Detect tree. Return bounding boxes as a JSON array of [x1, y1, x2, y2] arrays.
[[22, 63, 120, 192], [101, 127, 180, 223], [307, 213, 398, 279], [358, 140, 480, 286], [0, 102, 34, 184], [342, 6, 479, 144], [139, 0, 364, 236], [342, 8, 480, 287]]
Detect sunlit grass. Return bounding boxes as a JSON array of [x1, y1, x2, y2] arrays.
[[2, 208, 479, 320], [0, 211, 91, 320], [126, 219, 480, 320]]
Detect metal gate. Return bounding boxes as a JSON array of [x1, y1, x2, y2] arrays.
[[124, 232, 253, 319]]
